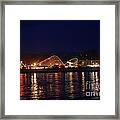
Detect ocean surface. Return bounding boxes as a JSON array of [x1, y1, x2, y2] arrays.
[[20, 71, 100, 100]]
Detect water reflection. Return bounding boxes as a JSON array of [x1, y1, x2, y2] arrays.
[[20, 71, 100, 100]]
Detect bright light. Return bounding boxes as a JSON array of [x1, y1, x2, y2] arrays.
[[87, 64, 100, 67], [34, 63, 36, 66]]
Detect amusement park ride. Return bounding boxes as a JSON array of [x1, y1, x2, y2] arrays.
[[20, 55, 100, 70]]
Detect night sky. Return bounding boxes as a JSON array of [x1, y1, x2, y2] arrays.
[[20, 20, 100, 56]]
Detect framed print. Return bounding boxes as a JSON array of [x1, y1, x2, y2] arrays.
[[0, 0, 119, 119], [20, 20, 100, 100]]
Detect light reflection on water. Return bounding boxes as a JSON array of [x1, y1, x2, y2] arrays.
[[20, 71, 100, 100]]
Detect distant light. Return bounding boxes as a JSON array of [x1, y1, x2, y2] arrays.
[[34, 63, 36, 66], [87, 64, 99, 67]]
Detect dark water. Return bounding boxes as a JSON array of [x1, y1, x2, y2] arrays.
[[20, 71, 100, 100]]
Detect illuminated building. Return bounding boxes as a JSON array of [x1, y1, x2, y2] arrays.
[[79, 60, 100, 67]]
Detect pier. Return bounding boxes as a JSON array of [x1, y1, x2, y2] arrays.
[[20, 67, 100, 73]]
